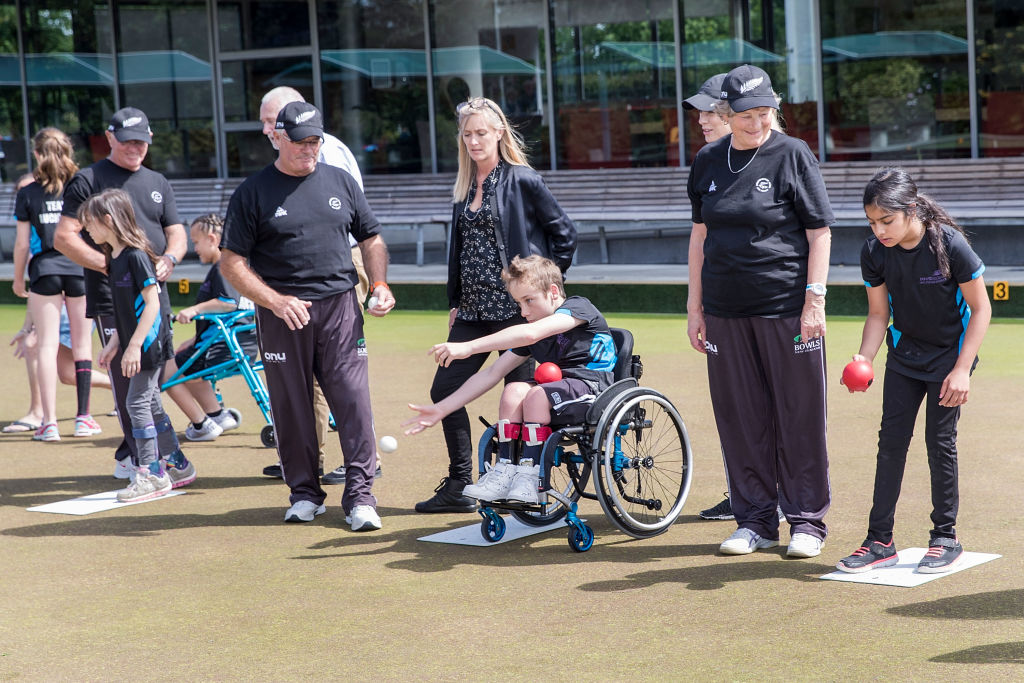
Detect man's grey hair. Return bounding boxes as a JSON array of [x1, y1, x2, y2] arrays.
[[261, 86, 305, 110]]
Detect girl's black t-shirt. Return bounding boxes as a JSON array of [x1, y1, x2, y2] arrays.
[[109, 247, 173, 371], [15, 181, 83, 282]]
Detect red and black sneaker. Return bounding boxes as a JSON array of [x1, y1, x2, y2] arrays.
[[917, 537, 963, 574], [836, 539, 898, 573]]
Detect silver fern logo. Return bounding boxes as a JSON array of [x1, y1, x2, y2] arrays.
[[295, 110, 316, 124], [740, 77, 764, 94]]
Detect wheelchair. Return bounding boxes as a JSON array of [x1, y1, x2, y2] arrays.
[[161, 309, 275, 446], [474, 328, 693, 552]]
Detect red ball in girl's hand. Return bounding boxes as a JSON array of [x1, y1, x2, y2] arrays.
[[841, 360, 874, 392], [534, 362, 563, 384]]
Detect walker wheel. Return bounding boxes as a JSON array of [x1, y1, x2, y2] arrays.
[[568, 525, 594, 552], [480, 514, 506, 543], [260, 424, 276, 448]]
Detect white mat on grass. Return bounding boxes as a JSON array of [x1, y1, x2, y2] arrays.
[[26, 489, 185, 516], [418, 515, 569, 546], [820, 547, 1000, 587]]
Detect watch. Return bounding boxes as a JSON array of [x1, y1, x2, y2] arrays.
[[806, 283, 827, 296], [164, 254, 179, 265]]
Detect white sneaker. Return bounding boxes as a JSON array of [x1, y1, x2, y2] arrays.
[[185, 417, 223, 442], [211, 410, 239, 432], [284, 500, 326, 523], [114, 458, 133, 480], [787, 532, 824, 558], [346, 505, 382, 531], [505, 462, 541, 504], [720, 528, 779, 555], [462, 459, 516, 501], [116, 468, 172, 503]]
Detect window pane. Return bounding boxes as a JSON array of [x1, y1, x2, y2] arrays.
[[217, 0, 310, 52], [117, 0, 216, 178], [821, 0, 970, 161], [551, 1, 678, 169], [976, 0, 1024, 157], [21, 0, 116, 169], [318, 0, 429, 174], [431, 0, 550, 171], [0, 4, 27, 182], [221, 57, 314, 123], [226, 129, 276, 177]]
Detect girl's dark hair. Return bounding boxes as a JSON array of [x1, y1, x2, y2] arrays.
[[190, 213, 225, 238], [863, 166, 966, 278], [32, 127, 78, 196], [77, 188, 160, 267]]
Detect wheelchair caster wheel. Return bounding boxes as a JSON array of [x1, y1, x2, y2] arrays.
[[227, 408, 242, 428], [480, 514, 506, 543], [260, 425, 276, 448], [568, 525, 594, 552]]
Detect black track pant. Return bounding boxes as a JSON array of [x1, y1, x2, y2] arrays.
[[704, 314, 831, 541], [256, 289, 376, 513], [97, 314, 137, 463], [867, 368, 960, 544], [429, 317, 533, 483]]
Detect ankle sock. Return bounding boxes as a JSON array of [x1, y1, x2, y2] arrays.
[[207, 409, 223, 418], [74, 360, 92, 417], [166, 449, 187, 468], [193, 420, 207, 430]]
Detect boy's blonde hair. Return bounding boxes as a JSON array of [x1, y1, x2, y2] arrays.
[[502, 255, 565, 297]]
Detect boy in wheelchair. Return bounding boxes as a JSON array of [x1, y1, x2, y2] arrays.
[[162, 214, 257, 441], [405, 255, 616, 504]]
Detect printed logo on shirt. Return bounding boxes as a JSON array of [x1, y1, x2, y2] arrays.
[[357, 337, 368, 357], [792, 334, 822, 354], [114, 271, 133, 288], [274, 206, 288, 218], [919, 269, 947, 285], [328, 197, 342, 210], [708, 180, 717, 193], [755, 178, 772, 193], [263, 351, 287, 363], [150, 191, 163, 204], [703, 340, 718, 355]]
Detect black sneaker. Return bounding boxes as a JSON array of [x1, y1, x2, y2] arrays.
[[322, 464, 383, 485], [917, 537, 963, 574], [414, 477, 477, 513], [698, 495, 734, 520], [261, 462, 322, 479], [836, 539, 898, 573]]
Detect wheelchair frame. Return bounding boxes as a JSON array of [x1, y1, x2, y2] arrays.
[[473, 329, 694, 552]]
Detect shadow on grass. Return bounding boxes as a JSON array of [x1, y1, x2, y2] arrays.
[[929, 641, 1024, 664], [887, 589, 1024, 621], [3, 506, 286, 537], [0, 475, 279, 508]]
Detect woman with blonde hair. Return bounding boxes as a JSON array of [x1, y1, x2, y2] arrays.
[[415, 96, 577, 513], [13, 128, 100, 441]]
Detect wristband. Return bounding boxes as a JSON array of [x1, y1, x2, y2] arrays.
[[372, 281, 389, 292]]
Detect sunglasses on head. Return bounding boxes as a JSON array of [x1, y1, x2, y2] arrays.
[[456, 97, 501, 118]]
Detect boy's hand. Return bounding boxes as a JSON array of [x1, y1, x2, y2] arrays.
[[176, 307, 197, 324], [403, 403, 443, 435], [430, 341, 471, 367], [121, 345, 142, 378], [939, 367, 971, 407]]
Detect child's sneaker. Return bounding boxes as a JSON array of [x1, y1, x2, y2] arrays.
[[836, 539, 897, 573], [462, 459, 515, 501], [116, 467, 172, 503], [505, 461, 541, 504], [917, 537, 964, 574], [73, 415, 102, 437], [32, 423, 60, 442], [211, 410, 239, 432], [165, 456, 197, 489], [185, 417, 223, 442]]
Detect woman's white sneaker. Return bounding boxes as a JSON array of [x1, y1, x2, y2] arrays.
[[720, 528, 779, 555], [787, 532, 824, 558]]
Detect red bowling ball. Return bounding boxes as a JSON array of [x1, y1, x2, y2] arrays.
[[841, 360, 874, 392], [534, 362, 563, 384]]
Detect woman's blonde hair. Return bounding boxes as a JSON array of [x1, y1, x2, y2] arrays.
[[452, 97, 530, 203], [77, 188, 159, 267], [713, 93, 785, 133], [32, 127, 78, 196]]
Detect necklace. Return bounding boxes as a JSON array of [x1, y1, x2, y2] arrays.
[[727, 134, 767, 174]]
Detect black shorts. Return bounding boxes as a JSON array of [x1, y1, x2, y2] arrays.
[[31, 274, 86, 297], [540, 378, 598, 426]]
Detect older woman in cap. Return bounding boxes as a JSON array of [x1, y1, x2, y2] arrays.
[[686, 64, 834, 559], [682, 73, 731, 145]]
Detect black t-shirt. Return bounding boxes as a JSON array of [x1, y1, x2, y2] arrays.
[[109, 247, 173, 370], [61, 159, 179, 317], [688, 132, 835, 318], [194, 261, 253, 343], [14, 181, 82, 282], [511, 295, 617, 390], [861, 226, 985, 381], [223, 163, 380, 300]]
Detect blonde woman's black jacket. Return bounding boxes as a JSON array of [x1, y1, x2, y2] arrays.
[[446, 162, 577, 309]]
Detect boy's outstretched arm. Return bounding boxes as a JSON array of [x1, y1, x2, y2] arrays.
[[430, 314, 579, 367], [404, 351, 528, 434]]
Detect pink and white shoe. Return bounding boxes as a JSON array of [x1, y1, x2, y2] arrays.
[[32, 423, 60, 442], [74, 415, 102, 437]]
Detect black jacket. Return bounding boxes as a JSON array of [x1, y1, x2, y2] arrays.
[[446, 163, 577, 309]]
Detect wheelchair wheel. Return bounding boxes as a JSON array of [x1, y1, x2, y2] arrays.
[[511, 432, 590, 528], [567, 525, 594, 553], [591, 390, 692, 539], [480, 513, 506, 543], [260, 424, 276, 448]]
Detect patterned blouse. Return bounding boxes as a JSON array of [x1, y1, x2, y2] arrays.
[[456, 162, 519, 322]]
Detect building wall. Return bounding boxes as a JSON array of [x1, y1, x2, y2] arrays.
[[1, 0, 1022, 181]]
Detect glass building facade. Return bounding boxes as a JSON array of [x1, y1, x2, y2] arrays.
[[1, 0, 1022, 181]]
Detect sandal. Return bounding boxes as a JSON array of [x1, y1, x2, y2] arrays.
[[3, 419, 42, 434]]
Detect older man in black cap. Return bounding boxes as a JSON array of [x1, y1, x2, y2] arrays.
[[55, 107, 189, 481], [221, 101, 394, 530]]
